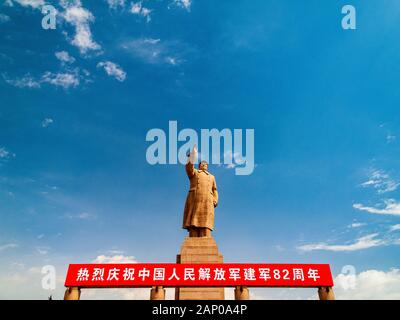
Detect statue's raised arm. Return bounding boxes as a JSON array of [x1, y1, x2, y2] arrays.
[[185, 145, 197, 178]]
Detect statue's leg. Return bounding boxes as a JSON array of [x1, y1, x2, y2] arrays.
[[199, 228, 211, 237], [189, 227, 199, 237]]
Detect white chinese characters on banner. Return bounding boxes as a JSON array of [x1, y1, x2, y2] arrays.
[[92, 268, 104, 281], [184, 268, 195, 281], [123, 268, 135, 281], [153, 268, 165, 281], [74, 266, 323, 283], [229, 268, 241, 281], [214, 268, 226, 281], [107, 268, 120, 281], [76, 268, 89, 281]]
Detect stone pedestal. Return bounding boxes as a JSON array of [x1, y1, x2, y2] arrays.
[[175, 236, 225, 300]]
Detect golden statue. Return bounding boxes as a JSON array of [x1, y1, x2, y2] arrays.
[[183, 146, 218, 237]]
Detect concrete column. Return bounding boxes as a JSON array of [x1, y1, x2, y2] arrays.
[[64, 287, 81, 300], [150, 286, 166, 300], [318, 286, 335, 300], [234, 286, 249, 300]]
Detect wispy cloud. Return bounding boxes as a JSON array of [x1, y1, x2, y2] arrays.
[[130, 2, 151, 23], [92, 254, 137, 263], [173, 0, 192, 11], [121, 38, 186, 66], [386, 134, 396, 143], [41, 71, 80, 89], [361, 169, 399, 194], [41, 118, 54, 128], [61, 0, 101, 55], [3, 74, 41, 88], [0, 13, 10, 23], [389, 224, 400, 232], [105, 0, 125, 10], [0, 147, 10, 159], [65, 212, 97, 220], [55, 51, 76, 64], [0, 243, 18, 252], [6, 0, 44, 9], [97, 61, 126, 82], [4, 71, 81, 89], [353, 199, 400, 216], [298, 234, 385, 252], [220, 150, 246, 170], [0, 147, 15, 160], [35, 246, 49, 255], [348, 222, 366, 228]]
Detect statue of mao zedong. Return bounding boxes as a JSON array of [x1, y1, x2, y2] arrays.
[[183, 146, 219, 237]]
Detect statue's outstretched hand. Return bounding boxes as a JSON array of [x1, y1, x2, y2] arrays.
[[187, 145, 197, 164]]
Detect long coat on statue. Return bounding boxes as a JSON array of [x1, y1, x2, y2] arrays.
[[183, 162, 219, 231]]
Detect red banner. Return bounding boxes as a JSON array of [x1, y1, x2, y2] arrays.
[[65, 263, 333, 288]]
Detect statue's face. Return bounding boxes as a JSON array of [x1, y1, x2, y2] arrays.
[[199, 162, 208, 171]]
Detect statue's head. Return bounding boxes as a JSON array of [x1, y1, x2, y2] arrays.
[[199, 160, 208, 171]]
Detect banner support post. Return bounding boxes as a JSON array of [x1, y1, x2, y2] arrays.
[[318, 286, 335, 300], [64, 287, 81, 300]]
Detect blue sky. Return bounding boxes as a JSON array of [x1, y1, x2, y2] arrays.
[[1, 0, 400, 299]]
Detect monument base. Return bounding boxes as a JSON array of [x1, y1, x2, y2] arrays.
[[175, 236, 224, 300]]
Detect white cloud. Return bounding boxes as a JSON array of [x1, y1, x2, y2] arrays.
[[3, 74, 41, 88], [361, 169, 399, 194], [220, 150, 246, 170], [41, 71, 80, 89], [165, 56, 177, 65], [334, 269, 400, 299], [97, 61, 126, 82], [387, 134, 396, 143], [55, 51, 76, 64], [61, 0, 101, 54], [4, 70, 83, 89], [105, 0, 125, 9], [0, 13, 10, 23], [348, 222, 366, 228], [130, 2, 151, 23], [174, 0, 191, 11], [65, 212, 97, 220], [41, 118, 54, 128], [389, 224, 400, 232], [0, 147, 15, 161], [121, 38, 183, 66], [0, 243, 18, 251], [35, 246, 49, 255], [353, 199, 400, 216], [130, 2, 141, 13], [0, 147, 10, 159], [298, 234, 385, 252], [7, 0, 44, 8], [92, 254, 137, 264], [77, 212, 95, 219]]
